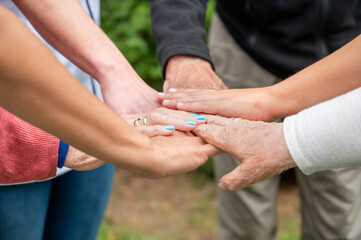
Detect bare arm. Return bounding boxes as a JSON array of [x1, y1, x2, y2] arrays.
[[12, 0, 160, 114], [268, 34, 361, 118], [0, 6, 218, 178], [159, 35, 361, 121]]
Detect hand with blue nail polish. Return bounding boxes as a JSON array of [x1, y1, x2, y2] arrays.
[[186, 120, 196, 126], [122, 107, 207, 137]]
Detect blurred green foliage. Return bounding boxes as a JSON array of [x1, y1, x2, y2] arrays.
[[101, 0, 216, 178], [101, 0, 162, 90]]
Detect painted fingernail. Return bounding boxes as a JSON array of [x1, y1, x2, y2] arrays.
[[196, 115, 206, 120], [169, 88, 177, 92], [162, 99, 170, 105], [165, 125, 175, 130], [218, 182, 226, 191], [189, 113, 198, 116], [158, 92, 165, 97], [186, 120, 196, 126]]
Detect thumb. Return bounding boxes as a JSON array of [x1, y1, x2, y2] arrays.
[[193, 124, 227, 151], [218, 165, 244, 191]]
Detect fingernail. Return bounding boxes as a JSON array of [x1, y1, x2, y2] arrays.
[[163, 99, 170, 105], [196, 115, 206, 120], [177, 102, 184, 107], [165, 125, 175, 130], [189, 113, 198, 116], [158, 92, 165, 97], [218, 182, 226, 191], [186, 120, 196, 126], [169, 88, 177, 92]]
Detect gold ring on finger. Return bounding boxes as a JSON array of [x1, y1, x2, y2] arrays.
[[133, 118, 141, 127], [142, 116, 148, 126], [233, 117, 242, 121]]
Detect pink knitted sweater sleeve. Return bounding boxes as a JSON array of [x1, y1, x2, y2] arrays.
[[0, 107, 59, 184]]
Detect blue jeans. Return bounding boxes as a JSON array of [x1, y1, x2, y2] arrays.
[[0, 164, 115, 240]]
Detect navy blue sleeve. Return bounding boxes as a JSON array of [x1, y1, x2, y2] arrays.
[[58, 140, 69, 168]]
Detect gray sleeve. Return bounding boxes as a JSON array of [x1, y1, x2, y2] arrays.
[[283, 87, 361, 175], [150, 0, 213, 79]]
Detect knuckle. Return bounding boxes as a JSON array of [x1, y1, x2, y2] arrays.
[[154, 108, 162, 113], [157, 107, 167, 113], [222, 178, 239, 191], [199, 100, 207, 112], [147, 112, 158, 123]]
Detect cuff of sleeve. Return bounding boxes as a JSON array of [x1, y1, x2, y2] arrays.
[[159, 46, 214, 79], [283, 116, 315, 175], [58, 140, 69, 168]]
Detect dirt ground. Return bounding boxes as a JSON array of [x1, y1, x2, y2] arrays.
[[103, 168, 300, 240]]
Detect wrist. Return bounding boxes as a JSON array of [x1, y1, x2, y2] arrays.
[[273, 123, 296, 172], [266, 82, 299, 119], [267, 75, 311, 119], [165, 55, 225, 90], [165, 55, 213, 80], [95, 53, 134, 85]]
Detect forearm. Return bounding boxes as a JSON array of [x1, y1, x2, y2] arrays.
[[12, 0, 135, 84], [0, 7, 152, 169], [284, 87, 361, 175], [269, 35, 361, 118]]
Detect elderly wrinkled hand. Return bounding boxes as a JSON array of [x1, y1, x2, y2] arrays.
[[64, 146, 105, 171], [192, 115, 296, 191], [163, 55, 227, 93]]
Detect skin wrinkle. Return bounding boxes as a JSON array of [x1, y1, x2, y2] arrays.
[[164, 55, 226, 92], [193, 116, 295, 191]]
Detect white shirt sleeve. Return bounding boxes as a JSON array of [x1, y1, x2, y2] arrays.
[[283, 87, 361, 175]]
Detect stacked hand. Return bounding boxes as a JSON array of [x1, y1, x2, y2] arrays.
[[64, 107, 214, 176], [76, 54, 294, 184], [65, 55, 223, 177], [164, 55, 227, 91], [158, 88, 277, 122], [155, 60, 298, 190], [192, 115, 295, 191], [122, 107, 206, 137]]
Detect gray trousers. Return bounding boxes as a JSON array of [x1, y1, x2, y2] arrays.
[[209, 13, 361, 240]]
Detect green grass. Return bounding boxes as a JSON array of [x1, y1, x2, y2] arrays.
[[98, 217, 166, 240]]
